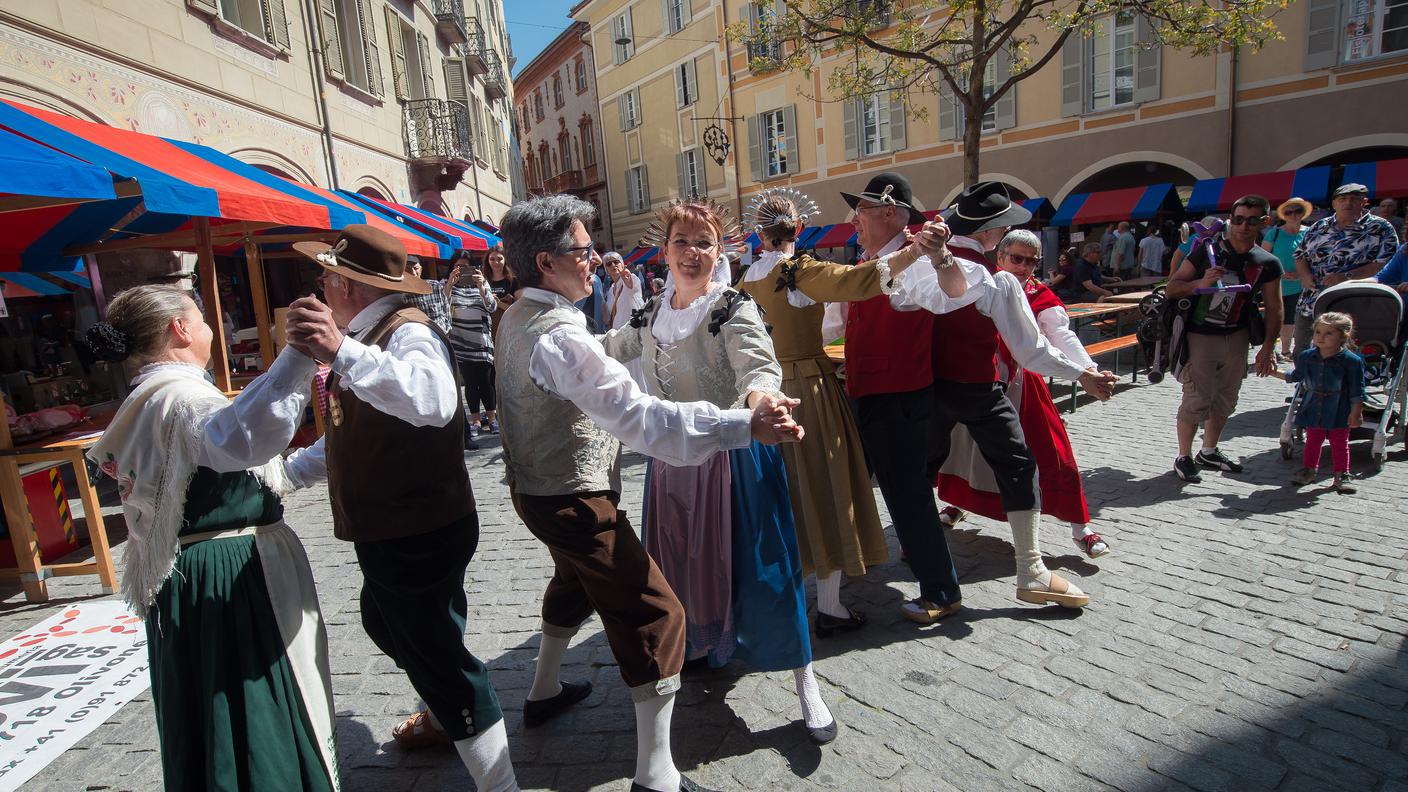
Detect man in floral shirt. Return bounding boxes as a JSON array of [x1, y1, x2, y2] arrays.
[[1292, 183, 1399, 352]]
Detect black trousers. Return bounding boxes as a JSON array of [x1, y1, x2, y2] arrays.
[[856, 386, 961, 606], [928, 380, 1041, 513], [458, 359, 495, 414], [355, 514, 502, 740]]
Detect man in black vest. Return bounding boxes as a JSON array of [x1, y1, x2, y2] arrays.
[[286, 225, 519, 792]]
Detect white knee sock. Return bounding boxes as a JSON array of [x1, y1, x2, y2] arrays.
[[815, 570, 847, 618], [1071, 522, 1094, 540], [793, 664, 834, 729], [1008, 509, 1051, 588], [453, 719, 519, 792], [633, 691, 681, 792], [527, 623, 575, 702]]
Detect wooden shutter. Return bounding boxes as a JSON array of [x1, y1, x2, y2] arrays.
[[612, 16, 624, 65], [1060, 31, 1083, 117], [317, 0, 345, 80], [417, 32, 434, 100], [632, 88, 641, 127], [618, 95, 628, 131], [385, 7, 407, 100], [359, 0, 382, 96], [640, 165, 649, 210], [842, 99, 858, 160], [993, 49, 1016, 130], [747, 113, 763, 181], [685, 58, 697, 106], [187, 0, 218, 15], [1304, 0, 1341, 70], [938, 81, 957, 140], [1133, 15, 1161, 104], [782, 104, 797, 175], [662, 0, 677, 33], [681, 0, 693, 27], [627, 169, 637, 212], [445, 57, 468, 105], [677, 151, 688, 197], [888, 91, 906, 152], [262, 0, 291, 49], [624, 9, 635, 59]]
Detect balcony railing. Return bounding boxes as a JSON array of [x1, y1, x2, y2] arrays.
[[463, 17, 488, 76], [582, 163, 599, 186], [433, 0, 467, 44], [403, 98, 472, 162], [483, 51, 506, 100], [544, 169, 583, 193]]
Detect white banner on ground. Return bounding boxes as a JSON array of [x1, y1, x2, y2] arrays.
[[0, 601, 150, 792]]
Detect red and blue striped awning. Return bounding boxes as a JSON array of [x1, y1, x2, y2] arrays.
[[344, 192, 498, 251], [814, 222, 856, 248], [1052, 184, 1184, 228], [284, 182, 448, 260], [0, 99, 364, 271], [1341, 157, 1408, 199], [1186, 167, 1331, 214], [623, 246, 650, 264], [1021, 197, 1054, 221], [796, 225, 830, 249]]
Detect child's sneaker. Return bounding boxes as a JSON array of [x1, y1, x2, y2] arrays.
[[468, 422, 480, 438], [1291, 467, 1318, 486], [1333, 473, 1357, 494], [489, 419, 500, 434]]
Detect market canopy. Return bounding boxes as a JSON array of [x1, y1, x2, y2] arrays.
[[345, 193, 498, 252], [813, 222, 855, 248], [796, 225, 831, 249], [0, 128, 121, 208], [1186, 167, 1331, 214], [275, 181, 450, 260], [1341, 157, 1408, 199], [1021, 197, 1055, 222], [1051, 183, 1184, 227], [0, 99, 363, 271]]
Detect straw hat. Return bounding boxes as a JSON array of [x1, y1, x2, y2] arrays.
[[293, 224, 430, 295], [1276, 197, 1314, 221]]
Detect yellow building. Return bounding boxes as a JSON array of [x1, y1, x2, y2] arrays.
[[574, 0, 1408, 241], [0, 0, 517, 223]]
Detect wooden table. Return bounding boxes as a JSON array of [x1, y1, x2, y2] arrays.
[[0, 410, 117, 602], [1110, 275, 1165, 293], [1105, 290, 1153, 305], [1065, 302, 1141, 337]]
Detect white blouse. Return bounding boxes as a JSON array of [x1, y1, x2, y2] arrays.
[[652, 281, 730, 344]]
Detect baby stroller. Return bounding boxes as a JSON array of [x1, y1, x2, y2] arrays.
[[1137, 286, 1183, 384], [1278, 281, 1408, 470]]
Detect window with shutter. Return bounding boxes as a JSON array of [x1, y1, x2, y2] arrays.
[[356, 0, 383, 96], [263, 0, 291, 50], [761, 108, 787, 177], [1088, 12, 1136, 111], [385, 8, 408, 100], [445, 57, 468, 106], [676, 59, 697, 107], [1132, 16, 1160, 104], [318, 0, 345, 79], [581, 119, 596, 165], [993, 50, 1017, 130], [747, 114, 763, 183], [938, 81, 957, 140], [1339, 0, 1408, 62], [1059, 33, 1083, 118], [860, 93, 891, 156], [1304, 0, 1342, 69], [576, 59, 588, 92], [842, 99, 858, 161], [416, 33, 435, 101], [612, 11, 635, 64]]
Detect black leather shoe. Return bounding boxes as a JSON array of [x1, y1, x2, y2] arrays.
[[815, 608, 866, 638], [628, 774, 720, 792], [807, 718, 839, 745], [522, 680, 592, 728]]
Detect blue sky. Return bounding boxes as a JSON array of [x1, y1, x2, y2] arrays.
[[507, 1, 579, 79]]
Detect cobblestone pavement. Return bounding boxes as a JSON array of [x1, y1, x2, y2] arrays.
[[4, 372, 1406, 792]]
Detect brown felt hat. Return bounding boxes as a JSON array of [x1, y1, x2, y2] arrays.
[[293, 224, 431, 295]]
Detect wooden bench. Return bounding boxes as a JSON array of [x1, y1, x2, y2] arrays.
[[1057, 333, 1140, 412]]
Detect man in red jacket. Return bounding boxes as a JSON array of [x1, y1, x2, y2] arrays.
[[837, 173, 980, 626], [897, 183, 1116, 610]]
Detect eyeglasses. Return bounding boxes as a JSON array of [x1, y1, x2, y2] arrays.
[[558, 244, 596, 261], [669, 238, 718, 251], [1003, 252, 1041, 267], [1229, 215, 1267, 227], [1283, 207, 1305, 215]]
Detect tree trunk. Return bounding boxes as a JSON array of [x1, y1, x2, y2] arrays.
[[962, 101, 982, 188]]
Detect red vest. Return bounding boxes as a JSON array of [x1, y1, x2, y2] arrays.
[[843, 258, 935, 398], [931, 244, 1001, 384]]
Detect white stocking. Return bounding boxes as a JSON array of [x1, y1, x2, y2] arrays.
[[814, 570, 847, 618], [527, 622, 575, 702], [453, 720, 519, 792], [1071, 522, 1095, 540], [1008, 509, 1051, 588], [632, 689, 681, 792], [793, 664, 834, 729]]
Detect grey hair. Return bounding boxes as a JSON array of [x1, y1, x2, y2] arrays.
[[998, 229, 1042, 255], [101, 285, 195, 363], [500, 194, 597, 288], [602, 251, 624, 265]]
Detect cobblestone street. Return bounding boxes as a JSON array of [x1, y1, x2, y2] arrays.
[[4, 373, 1406, 792]]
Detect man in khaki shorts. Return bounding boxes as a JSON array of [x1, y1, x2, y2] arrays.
[[1164, 195, 1284, 483]]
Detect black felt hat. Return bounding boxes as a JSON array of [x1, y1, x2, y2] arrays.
[[941, 182, 1032, 236], [840, 172, 927, 226]]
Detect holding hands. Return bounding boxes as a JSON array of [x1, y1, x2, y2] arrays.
[[912, 219, 952, 258], [1078, 369, 1119, 401], [285, 295, 344, 363], [747, 392, 805, 444]]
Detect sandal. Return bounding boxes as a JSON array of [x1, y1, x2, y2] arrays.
[[900, 598, 963, 625], [391, 710, 450, 750], [1016, 573, 1089, 608], [1074, 533, 1110, 558], [939, 507, 966, 527]]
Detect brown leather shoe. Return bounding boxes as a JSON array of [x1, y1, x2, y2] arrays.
[[391, 710, 450, 750]]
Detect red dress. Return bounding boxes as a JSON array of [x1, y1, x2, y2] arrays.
[[935, 279, 1092, 525]]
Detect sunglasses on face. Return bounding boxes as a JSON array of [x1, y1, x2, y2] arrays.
[[558, 244, 596, 261], [1004, 253, 1041, 267], [1229, 215, 1267, 226], [1284, 208, 1305, 215]]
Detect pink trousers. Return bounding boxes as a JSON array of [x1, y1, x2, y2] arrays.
[[1304, 427, 1351, 473]]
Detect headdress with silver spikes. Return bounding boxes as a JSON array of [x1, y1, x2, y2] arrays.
[[640, 196, 747, 256], [744, 187, 822, 234]]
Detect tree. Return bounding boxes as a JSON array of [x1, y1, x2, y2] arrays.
[[729, 0, 1287, 187]]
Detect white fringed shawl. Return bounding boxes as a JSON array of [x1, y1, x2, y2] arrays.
[[89, 363, 291, 613]]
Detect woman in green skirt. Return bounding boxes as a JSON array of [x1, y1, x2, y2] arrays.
[[88, 285, 338, 791]]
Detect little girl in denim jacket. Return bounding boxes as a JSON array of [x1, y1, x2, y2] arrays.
[[1274, 311, 1366, 493]]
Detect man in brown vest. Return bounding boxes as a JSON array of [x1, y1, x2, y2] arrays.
[[286, 225, 518, 792]]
